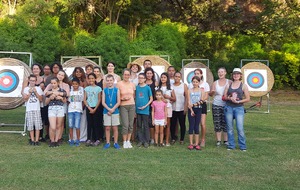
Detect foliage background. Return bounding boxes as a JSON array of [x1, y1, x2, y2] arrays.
[[0, 0, 299, 90]]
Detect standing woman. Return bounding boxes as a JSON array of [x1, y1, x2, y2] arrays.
[[170, 72, 188, 145], [94, 66, 105, 143], [188, 69, 210, 147], [44, 70, 70, 143], [104, 62, 121, 87], [69, 67, 88, 143], [22, 63, 45, 142], [128, 62, 142, 143], [209, 67, 232, 147], [116, 68, 136, 149], [145, 67, 159, 145], [223, 68, 250, 151]]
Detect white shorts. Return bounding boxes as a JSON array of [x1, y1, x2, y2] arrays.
[[154, 119, 165, 127], [103, 114, 120, 126]]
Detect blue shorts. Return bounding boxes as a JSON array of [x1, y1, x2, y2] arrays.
[[68, 112, 81, 129], [48, 105, 64, 117]]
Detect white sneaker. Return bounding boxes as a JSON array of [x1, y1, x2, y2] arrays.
[[127, 141, 133, 148], [123, 141, 128, 149]]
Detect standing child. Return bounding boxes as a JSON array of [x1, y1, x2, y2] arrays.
[[187, 76, 204, 150], [155, 73, 176, 146], [68, 78, 84, 146], [23, 74, 43, 146], [83, 73, 102, 147], [102, 74, 121, 149], [136, 73, 153, 148], [45, 77, 67, 148], [151, 90, 167, 147]]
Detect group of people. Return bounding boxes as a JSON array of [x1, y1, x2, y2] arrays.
[[22, 59, 250, 151]]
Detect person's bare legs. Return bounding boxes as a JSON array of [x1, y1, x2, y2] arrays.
[[48, 117, 56, 142], [76, 129, 80, 141], [55, 117, 64, 142], [30, 131, 35, 142], [189, 134, 194, 145], [223, 132, 228, 142], [200, 114, 206, 145], [69, 127, 74, 141], [159, 126, 164, 144], [165, 118, 171, 144], [216, 132, 221, 141], [106, 126, 111, 143], [112, 126, 118, 144], [35, 130, 40, 142], [155, 125, 159, 144]]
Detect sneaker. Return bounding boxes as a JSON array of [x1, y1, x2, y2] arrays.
[[70, 140, 74, 146], [127, 141, 133, 148], [154, 143, 158, 147], [188, 145, 194, 150], [75, 140, 80, 146], [159, 143, 164, 147], [48, 140, 52, 146], [45, 135, 49, 140], [166, 143, 170, 147], [93, 140, 100, 146], [216, 141, 221, 147], [35, 141, 40, 146], [114, 143, 121, 149], [29, 141, 35, 146], [200, 140, 205, 147], [39, 138, 46, 142], [103, 143, 110, 149], [123, 142, 128, 149], [86, 140, 92, 147], [137, 142, 143, 147], [49, 142, 55, 148], [224, 141, 229, 146], [241, 149, 247, 152], [195, 145, 201, 151], [55, 142, 59, 147], [150, 139, 155, 145], [144, 143, 149, 148]]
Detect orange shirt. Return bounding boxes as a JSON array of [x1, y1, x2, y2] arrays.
[[116, 81, 136, 106]]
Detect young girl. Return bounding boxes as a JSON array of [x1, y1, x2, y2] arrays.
[[83, 73, 102, 147], [187, 76, 204, 150], [68, 78, 84, 146], [45, 78, 67, 148], [155, 73, 176, 146], [151, 90, 167, 147]]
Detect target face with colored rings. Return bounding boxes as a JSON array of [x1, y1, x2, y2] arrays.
[[186, 71, 195, 84], [0, 69, 20, 93], [246, 72, 264, 88]]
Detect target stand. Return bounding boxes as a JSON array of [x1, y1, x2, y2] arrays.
[[240, 59, 273, 114], [0, 51, 33, 136], [181, 59, 212, 113]]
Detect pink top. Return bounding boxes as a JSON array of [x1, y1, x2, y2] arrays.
[[116, 81, 136, 106], [151, 100, 167, 120]]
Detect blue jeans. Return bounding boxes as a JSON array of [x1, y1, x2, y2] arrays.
[[224, 105, 247, 150], [68, 112, 81, 129]]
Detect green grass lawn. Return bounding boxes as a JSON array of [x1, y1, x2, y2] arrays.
[[0, 104, 299, 189]]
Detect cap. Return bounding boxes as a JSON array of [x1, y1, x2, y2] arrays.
[[232, 68, 242, 74]]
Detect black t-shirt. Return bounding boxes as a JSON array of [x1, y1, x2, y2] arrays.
[[47, 88, 66, 106]]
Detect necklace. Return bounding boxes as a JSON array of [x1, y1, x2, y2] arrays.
[[108, 87, 115, 107]]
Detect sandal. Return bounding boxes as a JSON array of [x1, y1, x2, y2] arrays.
[[195, 145, 201, 151], [200, 140, 205, 147], [188, 145, 194, 150], [171, 140, 176, 145], [180, 141, 185, 145]]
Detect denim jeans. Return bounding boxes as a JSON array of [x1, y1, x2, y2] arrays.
[[68, 112, 82, 129], [224, 105, 247, 150]]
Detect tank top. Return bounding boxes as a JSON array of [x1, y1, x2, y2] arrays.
[[129, 76, 139, 86], [226, 82, 244, 107], [190, 88, 202, 108], [172, 83, 185, 111], [213, 79, 228, 106], [147, 81, 156, 99], [103, 87, 119, 114]]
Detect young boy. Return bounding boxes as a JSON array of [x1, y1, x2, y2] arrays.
[[23, 74, 43, 146], [135, 73, 153, 148], [68, 78, 84, 146], [102, 74, 121, 149]]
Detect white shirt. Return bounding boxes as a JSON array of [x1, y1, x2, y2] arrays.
[[172, 83, 185, 111], [24, 86, 43, 111], [68, 87, 84, 113]]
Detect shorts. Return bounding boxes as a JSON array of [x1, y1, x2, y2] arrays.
[[48, 105, 64, 117], [167, 107, 172, 118], [26, 110, 43, 131], [201, 102, 207, 115], [154, 119, 165, 127], [68, 112, 82, 129], [103, 114, 120, 126], [212, 104, 227, 132], [41, 105, 49, 126]]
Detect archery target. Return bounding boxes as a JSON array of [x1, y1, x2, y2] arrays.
[[0, 66, 24, 97], [183, 68, 207, 85], [244, 69, 267, 91]]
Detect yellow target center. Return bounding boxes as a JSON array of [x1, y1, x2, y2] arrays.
[[253, 78, 258, 83]]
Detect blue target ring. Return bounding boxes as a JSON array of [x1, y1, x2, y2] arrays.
[[186, 71, 195, 84], [0, 69, 19, 93], [247, 72, 264, 88]]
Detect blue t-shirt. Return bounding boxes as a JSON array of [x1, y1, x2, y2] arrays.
[[84, 86, 102, 107], [135, 85, 152, 115], [103, 87, 119, 114]]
